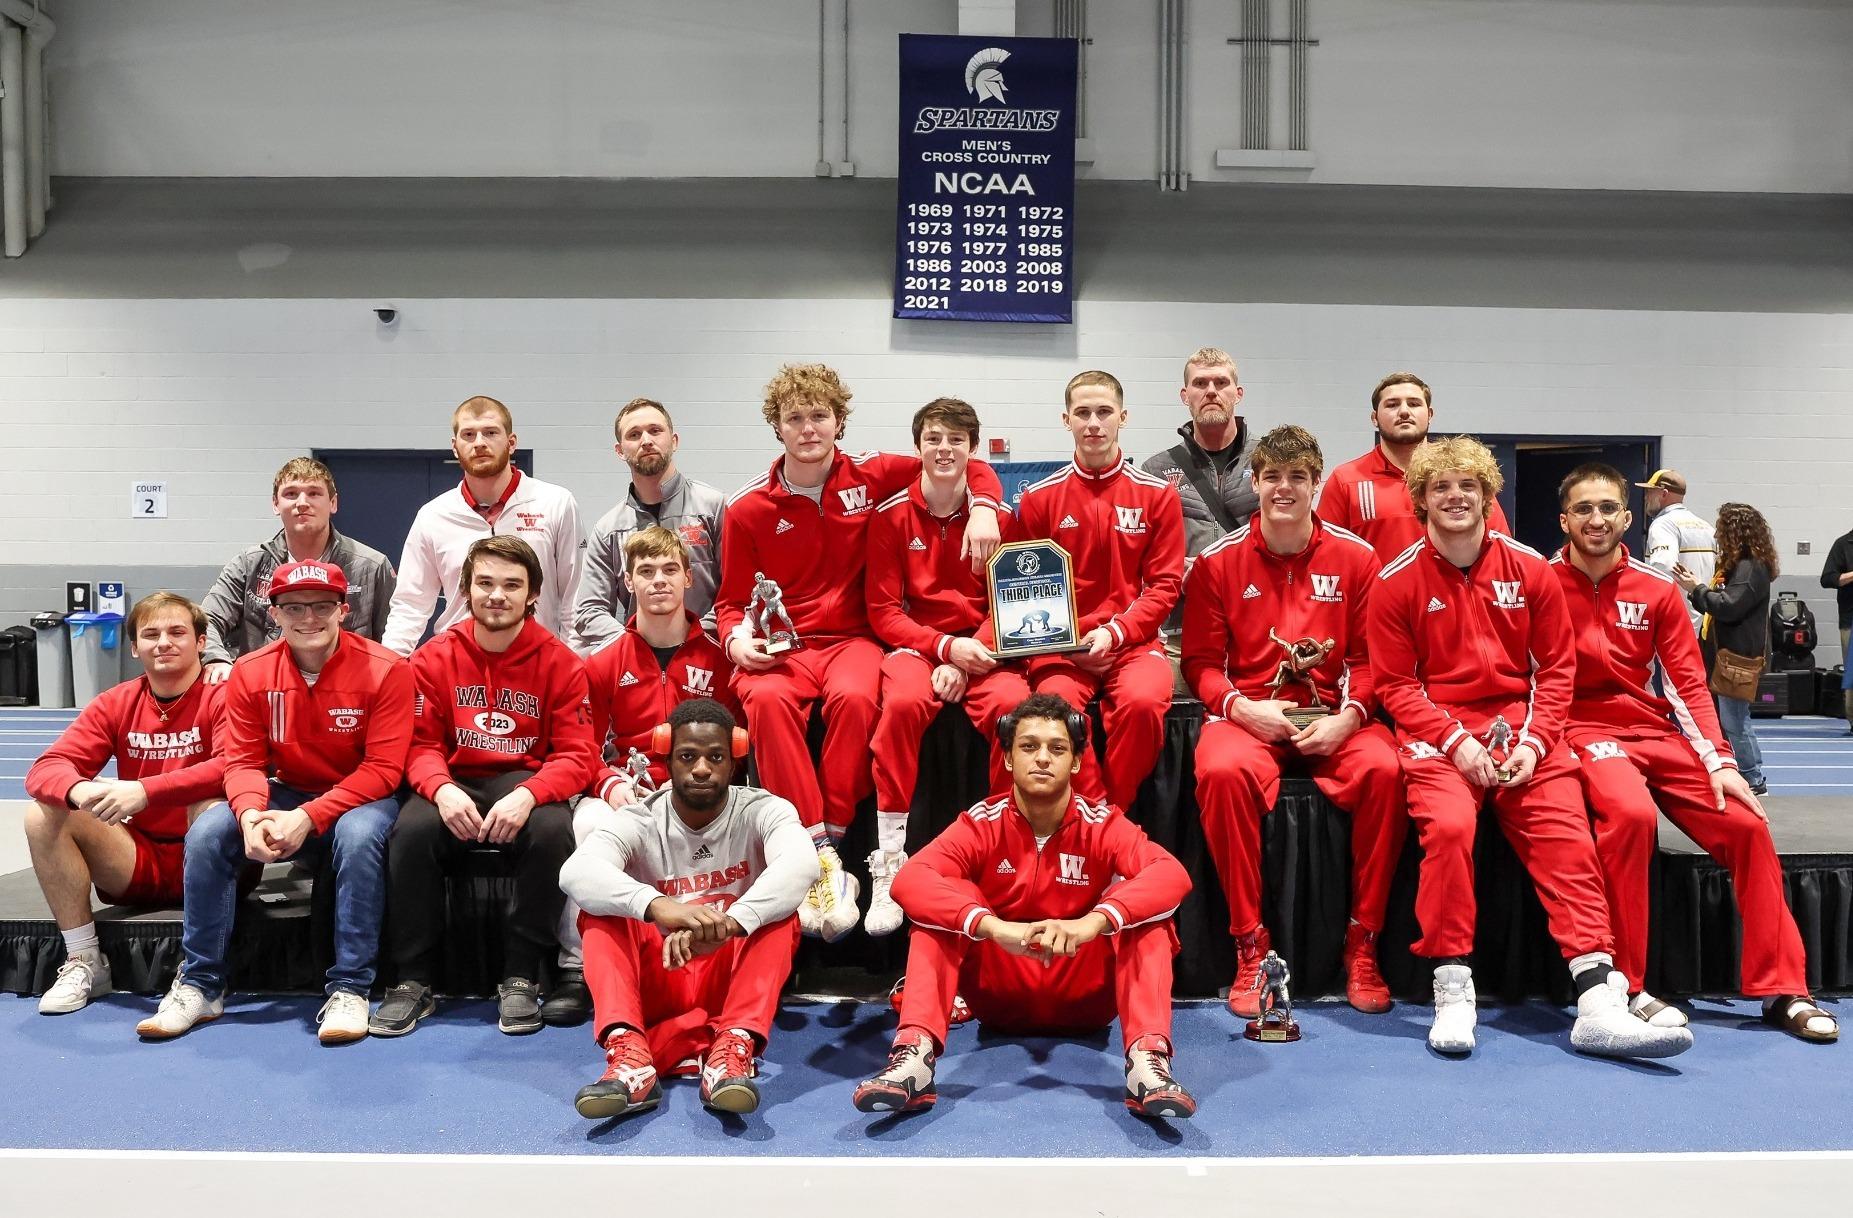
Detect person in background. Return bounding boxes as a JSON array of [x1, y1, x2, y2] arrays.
[[1638, 469, 1715, 635], [1818, 521, 1853, 729], [200, 457, 395, 681], [1676, 503, 1776, 796]]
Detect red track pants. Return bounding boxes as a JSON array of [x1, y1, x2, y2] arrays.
[[732, 636, 883, 842], [1195, 717, 1409, 938], [1568, 725, 1808, 996], [580, 912, 798, 1065], [1399, 742, 1614, 961], [1028, 645, 1172, 810], [894, 918, 1179, 1054], [870, 650, 1029, 814]]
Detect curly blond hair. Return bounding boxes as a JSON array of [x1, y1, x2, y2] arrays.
[[1405, 436, 1503, 524], [761, 363, 852, 435]]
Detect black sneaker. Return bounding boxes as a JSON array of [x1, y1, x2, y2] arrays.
[[541, 970, 592, 1027], [1750, 780, 1770, 796], [368, 981, 435, 1038], [497, 977, 543, 1035]]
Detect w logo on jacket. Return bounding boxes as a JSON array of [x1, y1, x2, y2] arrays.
[[1491, 580, 1525, 608]]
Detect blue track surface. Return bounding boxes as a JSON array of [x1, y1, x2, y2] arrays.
[[4, 994, 1845, 1158]]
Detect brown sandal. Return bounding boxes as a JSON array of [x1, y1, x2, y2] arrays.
[[1763, 997, 1839, 1043]]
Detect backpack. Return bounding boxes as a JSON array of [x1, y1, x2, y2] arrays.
[[1767, 592, 1817, 672]]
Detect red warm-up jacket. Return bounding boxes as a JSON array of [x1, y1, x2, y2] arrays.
[[892, 791, 1190, 939], [865, 481, 1013, 660], [407, 619, 598, 806], [222, 634, 414, 832], [1318, 445, 1513, 559], [1182, 516, 1382, 721], [27, 675, 227, 839], [716, 448, 1003, 646], [1010, 455, 1184, 649], [1368, 530, 1575, 764], [1550, 545, 1735, 769], [584, 613, 739, 799]]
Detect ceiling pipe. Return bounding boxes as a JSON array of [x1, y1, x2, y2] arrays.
[[0, 21, 24, 256], [13, 0, 51, 236]]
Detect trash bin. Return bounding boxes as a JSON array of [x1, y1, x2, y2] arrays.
[[0, 624, 34, 705], [67, 611, 124, 708], [31, 611, 73, 709]]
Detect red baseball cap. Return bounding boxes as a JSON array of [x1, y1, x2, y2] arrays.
[[268, 560, 349, 601]]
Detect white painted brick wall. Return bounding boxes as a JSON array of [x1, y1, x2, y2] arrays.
[[2, 298, 1850, 626]]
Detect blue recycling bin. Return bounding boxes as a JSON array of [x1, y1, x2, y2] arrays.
[[67, 611, 124, 708]]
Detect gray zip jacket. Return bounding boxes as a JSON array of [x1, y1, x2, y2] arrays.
[[574, 470, 726, 651], [201, 528, 397, 665], [559, 785, 818, 937]]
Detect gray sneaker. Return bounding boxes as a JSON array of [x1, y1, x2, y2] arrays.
[[368, 981, 436, 1038], [497, 977, 543, 1035]]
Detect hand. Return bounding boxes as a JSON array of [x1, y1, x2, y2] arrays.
[[1497, 744, 1539, 788], [202, 661, 233, 686], [433, 783, 485, 841], [479, 785, 536, 845], [1081, 626, 1115, 659], [1228, 697, 1300, 744], [1452, 737, 1499, 788], [946, 636, 998, 676], [1671, 563, 1699, 592], [81, 780, 151, 825], [962, 506, 1002, 570], [263, 807, 314, 859], [1290, 708, 1360, 757], [977, 916, 1044, 959], [606, 775, 641, 807], [728, 635, 784, 673], [1024, 913, 1109, 961], [1713, 766, 1767, 820], [647, 895, 735, 941], [930, 663, 968, 703], [240, 810, 282, 863]]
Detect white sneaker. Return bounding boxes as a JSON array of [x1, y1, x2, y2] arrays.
[[317, 989, 371, 1045], [1572, 971, 1693, 1059], [40, 952, 112, 1015], [813, 845, 862, 942], [863, 849, 907, 937], [135, 979, 223, 1040], [1428, 964, 1477, 1054], [1629, 989, 1689, 1028]]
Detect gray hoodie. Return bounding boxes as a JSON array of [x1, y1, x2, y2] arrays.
[[201, 528, 397, 666], [574, 470, 727, 651]]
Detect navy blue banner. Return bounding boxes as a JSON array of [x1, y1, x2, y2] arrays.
[[894, 33, 1077, 324]]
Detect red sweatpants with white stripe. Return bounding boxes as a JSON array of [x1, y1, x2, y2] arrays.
[[1028, 645, 1172, 810], [1195, 717, 1408, 938], [732, 636, 882, 842], [1399, 742, 1614, 961], [870, 650, 1030, 814], [1568, 725, 1808, 996], [580, 911, 798, 1066], [894, 918, 1179, 1054]]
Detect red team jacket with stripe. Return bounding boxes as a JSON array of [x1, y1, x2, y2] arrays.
[[1181, 516, 1382, 721], [1369, 530, 1575, 764], [1011, 456, 1185, 649], [892, 792, 1191, 939], [716, 449, 1003, 646], [584, 613, 740, 800], [1550, 545, 1736, 771], [26, 676, 228, 840], [407, 620, 598, 806], [865, 482, 1010, 660], [222, 634, 414, 832], [1319, 446, 1512, 558]]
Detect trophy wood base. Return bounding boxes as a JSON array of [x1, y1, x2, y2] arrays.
[[1284, 707, 1331, 730], [1244, 1018, 1301, 1043], [764, 635, 801, 655], [988, 641, 1089, 662]]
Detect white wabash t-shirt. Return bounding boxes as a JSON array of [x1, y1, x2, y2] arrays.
[[560, 785, 818, 937]]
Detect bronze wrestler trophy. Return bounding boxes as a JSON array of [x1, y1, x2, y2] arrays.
[[1264, 629, 1337, 730]]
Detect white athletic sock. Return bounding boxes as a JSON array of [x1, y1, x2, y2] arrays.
[[62, 923, 100, 959], [876, 811, 908, 857]]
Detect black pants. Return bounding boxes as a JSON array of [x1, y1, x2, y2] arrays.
[[385, 770, 575, 984]]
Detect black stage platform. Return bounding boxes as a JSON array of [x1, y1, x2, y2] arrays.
[[4, 703, 1850, 1001]]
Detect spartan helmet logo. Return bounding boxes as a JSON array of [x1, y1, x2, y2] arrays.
[[965, 47, 1011, 104]]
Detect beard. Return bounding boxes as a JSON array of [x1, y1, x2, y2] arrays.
[[629, 450, 670, 478], [463, 449, 512, 478]]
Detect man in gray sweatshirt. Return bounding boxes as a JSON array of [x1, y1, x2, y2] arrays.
[[561, 698, 817, 1120]]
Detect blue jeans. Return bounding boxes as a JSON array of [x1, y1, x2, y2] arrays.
[[181, 785, 399, 1000], [1714, 695, 1766, 788]]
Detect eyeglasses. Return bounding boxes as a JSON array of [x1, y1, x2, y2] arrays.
[[275, 600, 341, 619], [1566, 501, 1626, 520]]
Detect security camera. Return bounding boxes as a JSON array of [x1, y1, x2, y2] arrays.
[[374, 306, 399, 325]]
